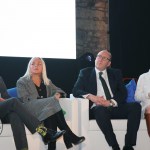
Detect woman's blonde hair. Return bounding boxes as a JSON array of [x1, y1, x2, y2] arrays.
[[23, 57, 50, 85]]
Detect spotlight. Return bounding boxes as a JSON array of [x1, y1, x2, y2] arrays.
[[77, 52, 95, 70]]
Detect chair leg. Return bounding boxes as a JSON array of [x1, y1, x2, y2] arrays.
[[145, 113, 150, 137]]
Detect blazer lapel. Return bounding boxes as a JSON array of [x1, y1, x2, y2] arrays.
[[107, 69, 115, 94], [46, 85, 51, 97], [27, 78, 39, 97]]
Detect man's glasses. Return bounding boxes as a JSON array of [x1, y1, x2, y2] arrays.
[[96, 55, 111, 61]]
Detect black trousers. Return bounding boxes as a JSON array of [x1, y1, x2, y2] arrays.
[[0, 98, 41, 150], [91, 102, 141, 147], [44, 112, 57, 150]]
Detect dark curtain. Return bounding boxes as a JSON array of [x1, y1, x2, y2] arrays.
[[109, 0, 150, 78]]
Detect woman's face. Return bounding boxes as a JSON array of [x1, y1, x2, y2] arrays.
[[30, 58, 43, 75]]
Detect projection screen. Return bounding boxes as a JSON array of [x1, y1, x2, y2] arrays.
[[0, 0, 76, 59]]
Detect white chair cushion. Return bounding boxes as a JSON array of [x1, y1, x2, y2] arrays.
[[89, 119, 147, 131]]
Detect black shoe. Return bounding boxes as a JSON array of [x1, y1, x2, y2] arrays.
[[43, 129, 66, 144], [65, 136, 85, 149], [112, 144, 120, 150], [66, 143, 73, 149], [123, 146, 134, 150], [72, 136, 85, 145]]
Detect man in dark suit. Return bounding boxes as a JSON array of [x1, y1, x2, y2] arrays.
[[72, 50, 141, 150], [0, 76, 65, 150]]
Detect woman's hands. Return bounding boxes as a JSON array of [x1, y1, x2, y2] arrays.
[[0, 98, 5, 102], [54, 92, 61, 100]]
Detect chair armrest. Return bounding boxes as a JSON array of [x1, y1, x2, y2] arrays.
[[59, 98, 79, 134], [77, 98, 89, 134], [59, 98, 89, 137]]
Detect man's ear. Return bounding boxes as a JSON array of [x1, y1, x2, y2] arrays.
[[107, 61, 111, 68]]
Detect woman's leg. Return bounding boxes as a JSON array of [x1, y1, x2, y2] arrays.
[[145, 106, 150, 137], [44, 115, 57, 150], [55, 110, 85, 149]]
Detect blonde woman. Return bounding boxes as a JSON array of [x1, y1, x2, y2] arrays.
[[17, 57, 85, 150]]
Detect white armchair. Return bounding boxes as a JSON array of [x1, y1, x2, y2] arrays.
[[57, 98, 80, 150], [0, 98, 79, 150], [76, 98, 150, 150]]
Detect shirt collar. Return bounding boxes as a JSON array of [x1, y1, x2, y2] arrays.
[[95, 67, 107, 76]]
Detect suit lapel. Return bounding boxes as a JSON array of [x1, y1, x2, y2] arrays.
[[107, 69, 115, 94], [89, 68, 97, 95]]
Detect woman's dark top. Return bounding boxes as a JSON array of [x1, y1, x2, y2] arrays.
[[34, 81, 47, 99]]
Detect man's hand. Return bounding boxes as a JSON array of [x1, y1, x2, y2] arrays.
[[100, 99, 111, 107], [87, 94, 110, 107], [0, 98, 5, 102]]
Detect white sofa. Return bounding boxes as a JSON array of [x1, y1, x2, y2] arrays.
[[1, 97, 149, 150], [0, 125, 46, 150], [75, 98, 150, 150], [0, 98, 79, 150]]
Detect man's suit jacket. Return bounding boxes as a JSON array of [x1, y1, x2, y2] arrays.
[[0, 76, 10, 99], [72, 67, 127, 108], [0, 76, 12, 121]]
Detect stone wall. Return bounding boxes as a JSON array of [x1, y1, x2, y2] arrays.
[[76, 0, 109, 58]]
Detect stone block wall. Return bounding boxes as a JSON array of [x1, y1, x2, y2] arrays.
[[76, 0, 109, 58]]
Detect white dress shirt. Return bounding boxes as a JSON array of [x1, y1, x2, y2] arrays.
[[95, 68, 113, 98], [135, 69, 150, 116], [83, 67, 117, 108]]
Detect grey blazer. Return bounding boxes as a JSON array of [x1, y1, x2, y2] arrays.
[[16, 76, 66, 121]]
